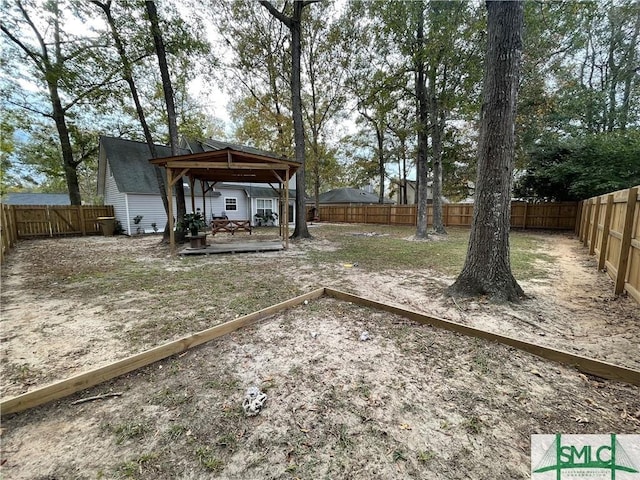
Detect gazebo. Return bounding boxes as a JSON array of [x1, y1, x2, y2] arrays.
[[150, 142, 300, 253]]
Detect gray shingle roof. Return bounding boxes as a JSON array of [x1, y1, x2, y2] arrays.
[[318, 188, 394, 204], [100, 136, 190, 194]]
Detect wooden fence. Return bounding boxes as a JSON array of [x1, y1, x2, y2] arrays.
[[577, 185, 640, 303], [317, 201, 578, 230], [0, 204, 114, 264]]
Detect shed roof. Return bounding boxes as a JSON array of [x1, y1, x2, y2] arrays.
[[318, 188, 394, 204]]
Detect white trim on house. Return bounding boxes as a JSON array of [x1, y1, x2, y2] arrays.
[[224, 197, 238, 212]]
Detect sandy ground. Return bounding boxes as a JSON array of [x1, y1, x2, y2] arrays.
[[0, 229, 639, 479]]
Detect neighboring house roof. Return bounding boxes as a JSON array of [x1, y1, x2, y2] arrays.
[[100, 136, 188, 195], [317, 188, 394, 204], [3, 193, 70, 205]]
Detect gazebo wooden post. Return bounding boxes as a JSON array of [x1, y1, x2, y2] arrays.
[[189, 177, 196, 213], [285, 168, 290, 249], [167, 168, 175, 254], [200, 180, 206, 216]]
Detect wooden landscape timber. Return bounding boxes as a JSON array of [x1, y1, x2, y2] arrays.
[[2, 288, 638, 417]]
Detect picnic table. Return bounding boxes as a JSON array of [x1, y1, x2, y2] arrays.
[[211, 219, 252, 236]]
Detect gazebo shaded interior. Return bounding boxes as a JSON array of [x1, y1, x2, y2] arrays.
[[150, 146, 300, 252]]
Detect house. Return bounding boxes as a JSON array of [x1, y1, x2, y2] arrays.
[[3, 193, 71, 205], [97, 136, 297, 235], [316, 188, 395, 205]]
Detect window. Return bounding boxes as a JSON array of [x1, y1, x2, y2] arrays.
[[256, 199, 273, 216], [225, 197, 237, 211]]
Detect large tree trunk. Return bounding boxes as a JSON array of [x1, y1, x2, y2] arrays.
[[50, 87, 82, 205], [289, 2, 311, 238], [51, 7, 81, 205], [146, 0, 186, 242], [415, 3, 429, 239], [447, 0, 525, 303], [376, 127, 385, 203], [428, 64, 446, 234], [260, 0, 313, 239]]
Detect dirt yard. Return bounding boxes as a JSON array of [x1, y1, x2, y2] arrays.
[[1, 226, 638, 479]]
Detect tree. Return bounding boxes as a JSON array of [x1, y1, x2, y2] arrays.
[[215, 0, 294, 157], [514, 131, 640, 201], [259, 0, 318, 240], [301, 4, 348, 211], [145, 0, 186, 242], [448, 1, 525, 302], [1, 0, 114, 205], [91, 0, 172, 237]]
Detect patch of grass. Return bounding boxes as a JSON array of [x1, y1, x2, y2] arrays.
[[165, 424, 188, 441], [464, 415, 483, 434], [306, 226, 469, 274], [195, 446, 223, 472], [116, 453, 158, 478], [151, 388, 191, 408], [110, 421, 148, 445], [305, 225, 556, 281], [417, 449, 436, 464], [392, 449, 407, 462], [471, 350, 491, 374], [333, 424, 353, 450], [204, 375, 239, 391], [216, 433, 238, 452]]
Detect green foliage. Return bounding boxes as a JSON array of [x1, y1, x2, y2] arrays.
[[515, 131, 640, 201], [182, 210, 206, 235]]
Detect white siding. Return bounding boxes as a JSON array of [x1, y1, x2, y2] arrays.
[[126, 194, 173, 234], [122, 188, 251, 234], [104, 163, 128, 232]]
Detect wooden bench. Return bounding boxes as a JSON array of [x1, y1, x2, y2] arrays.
[[211, 219, 252, 236]]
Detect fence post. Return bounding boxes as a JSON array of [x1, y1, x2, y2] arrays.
[[589, 196, 601, 255], [79, 206, 86, 236], [597, 194, 614, 271], [10, 205, 17, 244], [581, 200, 591, 246], [522, 201, 528, 229], [614, 187, 638, 295], [574, 201, 582, 236]]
